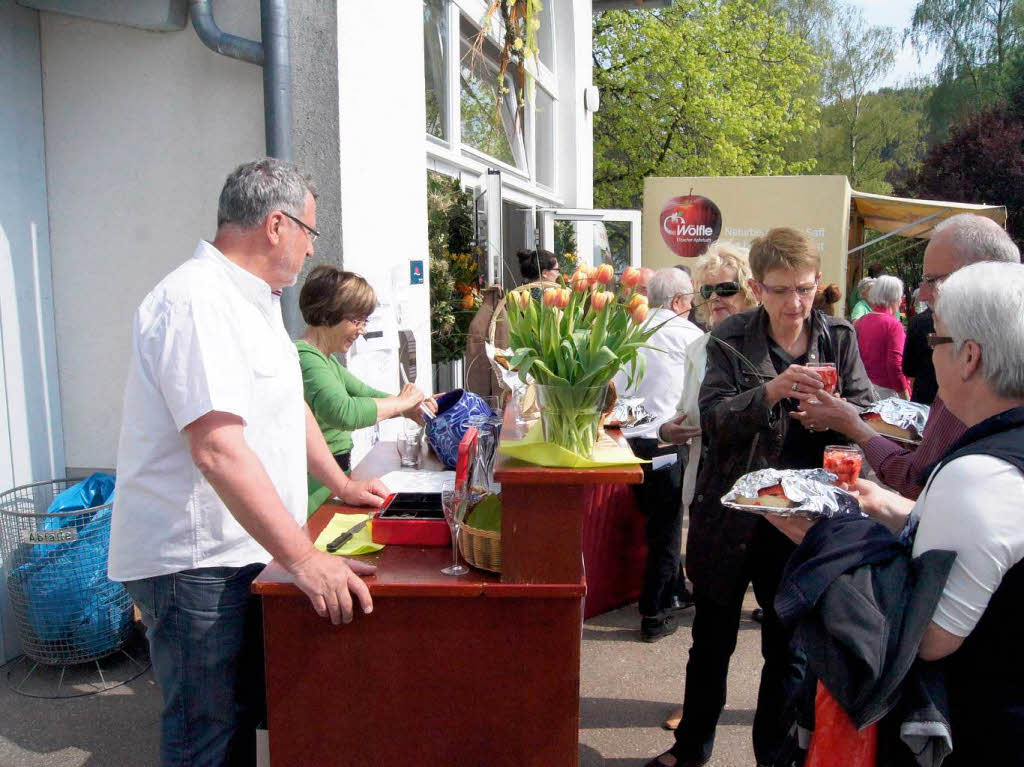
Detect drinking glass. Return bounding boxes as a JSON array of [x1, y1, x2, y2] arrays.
[[807, 362, 838, 394], [823, 445, 862, 486], [440, 478, 469, 576], [395, 419, 423, 468]]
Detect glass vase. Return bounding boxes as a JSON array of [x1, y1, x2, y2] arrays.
[[534, 383, 609, 458]]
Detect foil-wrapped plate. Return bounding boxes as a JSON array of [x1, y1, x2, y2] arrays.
[[722, 468, 863, 519], [605, 397, 654, 428], [860, 398, 929, 446]]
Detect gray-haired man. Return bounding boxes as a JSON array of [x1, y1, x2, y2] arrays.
[[109, 159, 388, 766], [795, 213, 1020, 498]]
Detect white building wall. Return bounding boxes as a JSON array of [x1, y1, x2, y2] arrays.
[[39, 5, 265, 469], [336, 2, 433, 457]]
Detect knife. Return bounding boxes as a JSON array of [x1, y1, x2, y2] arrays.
[[325, 517, 371, 553]]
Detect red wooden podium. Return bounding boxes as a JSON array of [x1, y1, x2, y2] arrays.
[[253, 419, 642, 766]]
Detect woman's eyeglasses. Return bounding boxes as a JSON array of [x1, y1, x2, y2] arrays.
[[344, 316, 369, 330], [699, 281, 741, 300]]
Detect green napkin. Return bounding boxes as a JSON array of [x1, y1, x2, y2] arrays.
[[498, 422, 648, 469], [313, 513, 384, 556]]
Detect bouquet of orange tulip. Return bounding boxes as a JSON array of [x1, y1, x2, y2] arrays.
[[504, 264, 660, 457]]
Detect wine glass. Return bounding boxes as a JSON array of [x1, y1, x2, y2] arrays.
[[440, 478, 469, 576]]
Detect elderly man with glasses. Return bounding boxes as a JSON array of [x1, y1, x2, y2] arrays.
[[108, 159, 389, 766], [613, 268, 704, 641], [794, 214, 1020, 499]]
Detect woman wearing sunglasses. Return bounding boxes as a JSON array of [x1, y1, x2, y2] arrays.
[[647, 229, 875, 767], [296, 266, 436, 516]]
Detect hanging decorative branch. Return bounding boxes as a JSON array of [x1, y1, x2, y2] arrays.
[[468, 0, 543, 130]]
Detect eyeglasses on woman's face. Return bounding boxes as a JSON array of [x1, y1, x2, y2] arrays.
[[344, 316, 369, 330], [759, 281, 818, 300], [699, 281, 741, 300]]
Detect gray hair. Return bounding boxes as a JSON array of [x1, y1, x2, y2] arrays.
[[868, 275, 903, 307], [217, 158, 318, 229], [935, 262, 1024, 399], [647, 267, 693, 308], [933, 214, 1020, 268], [857, 277, 876, 298]]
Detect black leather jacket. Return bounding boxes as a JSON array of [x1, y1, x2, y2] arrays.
[[685, 307, 876, 598]]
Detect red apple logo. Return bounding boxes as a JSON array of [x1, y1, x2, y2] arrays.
[[659, 195, 722, 259]]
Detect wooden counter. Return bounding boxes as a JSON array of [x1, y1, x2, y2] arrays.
[[253, 421, 643, 766]]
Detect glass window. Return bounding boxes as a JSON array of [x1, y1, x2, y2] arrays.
[[424, 0, 448, 140], [535, 87, 555, 188], [536, 1, 555, 71], [459, 19, 526, 169]]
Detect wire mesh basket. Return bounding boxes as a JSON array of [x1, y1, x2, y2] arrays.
[[0, 478, 133, 666]]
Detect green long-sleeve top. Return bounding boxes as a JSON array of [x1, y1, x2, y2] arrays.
[[295, 340, 389, 516]]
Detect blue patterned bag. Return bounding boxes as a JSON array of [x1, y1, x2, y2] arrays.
[[425, 389, 495, 468]]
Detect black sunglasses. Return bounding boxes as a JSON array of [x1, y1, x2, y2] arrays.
[[699, 281, 741, 300], [280, 211, 320, 243], [927, 333, 954, 349]]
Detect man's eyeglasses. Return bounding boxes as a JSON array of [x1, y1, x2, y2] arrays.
[[759, 281, 818, 299], [921, 272, 950, 287], [344, 316, 369, 330], [280, 211, 320, 243], [699, 281, 741, 300], [926, 333, 954, 349]]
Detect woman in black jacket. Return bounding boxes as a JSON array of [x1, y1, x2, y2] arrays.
[[647, 228, 875, 767]]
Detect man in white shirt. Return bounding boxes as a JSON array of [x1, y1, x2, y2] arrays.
[[109, 159, 388, 767], [614, 268, 704, 641]]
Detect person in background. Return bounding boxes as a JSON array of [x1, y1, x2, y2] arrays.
[[297, 266, 436, 516], [646, 228, 875, 767], [793, 213, 1020, 499], [849, 276, 875, 321], [812, 283, 842, 316], [108, 159, 389, 766], [613, 268, 704, 642], [516, 248, 559, 284], [903, 296, 939, 405], [778, 262, 1024, 765], [636, 266, 657, 297], [854, 275, 911, 399]]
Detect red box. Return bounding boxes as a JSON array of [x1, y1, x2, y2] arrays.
[[370, 492, 450, 546]]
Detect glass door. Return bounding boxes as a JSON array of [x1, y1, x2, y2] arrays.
[[537, 209, 641, 275]]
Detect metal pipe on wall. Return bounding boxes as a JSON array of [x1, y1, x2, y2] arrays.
[[189, 0, 302, 333]]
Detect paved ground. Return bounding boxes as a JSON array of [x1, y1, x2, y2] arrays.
[[0, 589, 763, 767]]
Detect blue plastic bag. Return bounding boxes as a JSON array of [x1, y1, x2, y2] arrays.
[[425, 389, 495, 468], [10, 474, 131, 657]]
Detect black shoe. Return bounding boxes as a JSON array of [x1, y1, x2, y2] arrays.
[[641, 614, 678, 642], [666, 594, 694, 613], [751, 607, 764, 623]]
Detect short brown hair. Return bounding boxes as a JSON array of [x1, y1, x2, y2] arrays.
[[748, 228, 820, 281], [299, 265, 376, 327]]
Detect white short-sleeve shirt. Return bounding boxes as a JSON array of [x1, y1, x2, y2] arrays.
[[108, 241, 308, 581], [911, 453, 1024, 637]]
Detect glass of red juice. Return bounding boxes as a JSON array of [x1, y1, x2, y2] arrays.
[[808, 362, 838, 394], [824, 445, 862, 486]]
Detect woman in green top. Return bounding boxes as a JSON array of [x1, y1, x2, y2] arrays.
[[849, 276, 875, 321], [297, 265, 435, 515]]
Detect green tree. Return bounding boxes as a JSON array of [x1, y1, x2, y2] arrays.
[[909, 0, 1024, 137], [592, 0, 820, 208]]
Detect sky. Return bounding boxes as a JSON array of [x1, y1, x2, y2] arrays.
[[845, 0, 943, 88]]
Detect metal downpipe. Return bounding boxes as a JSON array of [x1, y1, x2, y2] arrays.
[[189, 0, 264, 66]]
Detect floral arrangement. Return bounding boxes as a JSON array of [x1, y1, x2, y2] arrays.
[[470, 0, 544, 125], [504, 265, 661, 456]]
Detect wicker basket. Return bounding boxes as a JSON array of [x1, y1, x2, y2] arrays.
[[459, 523, 502, 573]]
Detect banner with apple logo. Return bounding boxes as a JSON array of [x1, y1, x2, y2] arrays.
[[659, 194, 722, 259]]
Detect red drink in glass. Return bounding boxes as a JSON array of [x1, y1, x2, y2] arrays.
[[809, 362, 838, 394], [824, 445, 862, 486]]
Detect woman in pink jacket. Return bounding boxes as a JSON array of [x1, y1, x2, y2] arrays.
[[854, 275, 911, 399]]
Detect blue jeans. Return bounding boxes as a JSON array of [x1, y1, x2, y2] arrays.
[[125, 563, 266, 767]]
